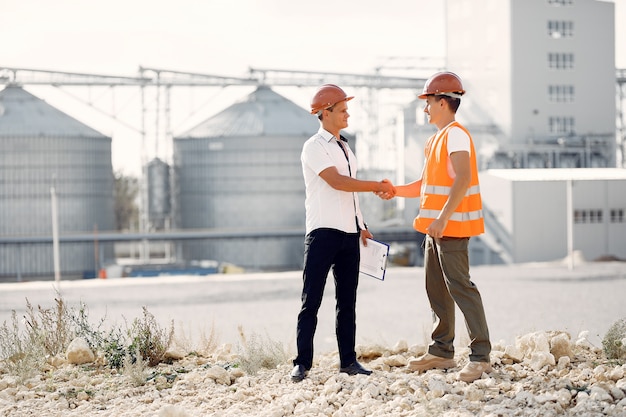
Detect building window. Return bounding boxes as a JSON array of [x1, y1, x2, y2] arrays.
[[549, 116, 575, 134], [574, 210, 584, 224], [611, 209, 625, 223], [548, 85, 575, 102], [589, 210, 603, 223], [548, 0, 573, 5], [575, 209, 606, 224], [548, 53, 575, 70], [548, 21, 574, 38]]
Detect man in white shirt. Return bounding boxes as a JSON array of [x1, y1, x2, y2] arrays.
[[291, 84, 395, 382]]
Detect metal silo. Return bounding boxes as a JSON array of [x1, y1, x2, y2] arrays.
[[0, 86, 115, 279], [174, 86, 319, 270], [147, 157, 171, 230]]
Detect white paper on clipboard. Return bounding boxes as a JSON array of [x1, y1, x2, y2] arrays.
[[359, 238, 389, 280]]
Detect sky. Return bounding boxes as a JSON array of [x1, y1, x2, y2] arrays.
[[1, 0, 446, 75], [1, 0, 625, 175]]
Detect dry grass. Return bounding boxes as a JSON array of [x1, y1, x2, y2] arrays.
[[0, 311, 47, 381], [171, 319, 220, 358], [602, 317, 626, 361], [236, 325, 289, 375], [0, 296, 176, 380]]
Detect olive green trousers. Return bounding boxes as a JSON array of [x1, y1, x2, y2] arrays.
[[423, 235, 491, 363]]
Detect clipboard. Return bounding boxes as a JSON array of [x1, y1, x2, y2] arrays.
[[359, 238, 389, 281]]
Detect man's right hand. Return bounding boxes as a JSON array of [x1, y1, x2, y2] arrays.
[[376, 179, 396, 200]]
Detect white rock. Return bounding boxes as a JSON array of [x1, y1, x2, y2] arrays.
[[425, 377, 447, 399], [549, 332, 573, 360], [610, 386, 625, 400], [528, 351, 555, 371], [575, 331, 598, 351], [534, 393, 555, 404], [383, 354, 407, 367], [362, 383, 379, 398], [555, 388, 572, 407], [590, 385, 613, 402], [164, 348, 186, 360], [514, 390, 534, 406], [464, 385, 485, 401], [391, 340, 408, 354], [66, 337, 95, 365], [205, 365, 230, 385], [609, 367, 624, 381], [556, 355, 570, 370], [503, 345, 523, 362], [518, 332, 549, 352], [358, 344, 384, 359]]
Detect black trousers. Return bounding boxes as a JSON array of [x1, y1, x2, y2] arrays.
[[294, 228, 360, 369]]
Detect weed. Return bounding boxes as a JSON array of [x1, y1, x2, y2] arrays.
[[101, 327, 130, 369], [1, 296, 177, 378], [68, 301, 129, 368], [23, 297, 73, 357], [171, 320, 220, 359], [197, 320, 220, 357], [123, 347, 149, 386], [0, 311, 46, 381], [602, 317, 626, 361], [128, 307, 174, 367], [237, 325, 288, 375]]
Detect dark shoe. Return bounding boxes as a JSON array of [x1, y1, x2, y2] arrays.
[[339, 361, 372, 376], [291, 364, 307, 382]]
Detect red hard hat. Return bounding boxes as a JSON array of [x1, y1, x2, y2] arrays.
[[418, 71, 465, 99], [310, 84, 354, 115]]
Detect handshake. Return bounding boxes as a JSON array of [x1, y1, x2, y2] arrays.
[[375, 179, 396, 200]]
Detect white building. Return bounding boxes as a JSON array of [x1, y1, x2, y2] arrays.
[[445, 0, 616, 169], [480, 168, 626, 263], [389, 0, 624, 265]]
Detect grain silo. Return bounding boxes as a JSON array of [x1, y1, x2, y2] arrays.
[[0, 86, 115, 279], [147, 157, 171, 230], [174, 86, 319, 270]]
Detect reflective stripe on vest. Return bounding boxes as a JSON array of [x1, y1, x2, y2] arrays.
[[422, 184, 481, 197], [413, 121, 485, 237], [418, 209, 484, 222]]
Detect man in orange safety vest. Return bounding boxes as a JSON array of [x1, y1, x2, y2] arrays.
[[379, 71, 492, 383]]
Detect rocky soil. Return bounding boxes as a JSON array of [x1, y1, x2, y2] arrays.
[[1, 330, 625, 417]]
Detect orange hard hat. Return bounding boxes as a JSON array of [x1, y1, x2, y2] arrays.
[[418, 71, 465, 99], [310, 84, 354, 115]]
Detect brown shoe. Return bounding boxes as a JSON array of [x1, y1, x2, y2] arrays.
[[408, 353, 456, 372], [456, 361, 492, 382]]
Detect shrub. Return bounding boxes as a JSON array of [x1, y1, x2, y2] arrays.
[[0, 311, 46, 381], [23, 298, 73, 357], [602, 317, 626, 361], [127, 307, 174, 367], [1, 297, 176, 376], [237, 325, 288, 375]]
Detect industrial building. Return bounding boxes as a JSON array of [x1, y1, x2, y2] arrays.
[[0, 86, 115, 278], [173, 86, 320, 270], [391, 0, 623, 264], [480, 168, 626, 263], [0, 0, 624, 280], [446, 0, 616, 169]]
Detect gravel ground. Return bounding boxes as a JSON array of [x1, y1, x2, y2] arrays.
[[1, 261, 625, 416]]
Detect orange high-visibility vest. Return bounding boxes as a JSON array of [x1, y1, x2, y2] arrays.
[[413, 121, 484, 237]]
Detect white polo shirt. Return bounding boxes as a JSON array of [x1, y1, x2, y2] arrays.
[[301, 127, 366, 235]]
